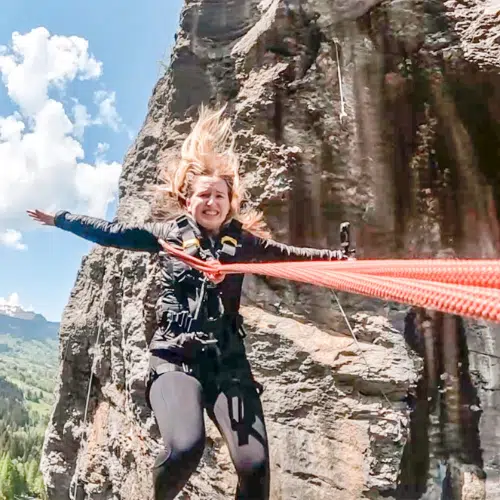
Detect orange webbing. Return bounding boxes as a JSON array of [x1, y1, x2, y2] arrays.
[[278, 259, 500, 288], [159, 242, 500, 322]]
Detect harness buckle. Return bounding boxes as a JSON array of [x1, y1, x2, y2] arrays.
[[221, 235, 238, 246], [175, 215, 201, 256], [220, 235, 238, 256], [182, 238, 200, 250]]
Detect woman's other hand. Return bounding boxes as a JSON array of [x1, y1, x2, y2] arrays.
[[204, 258, 225, 284], [205, 271, 225, 284], [27, 209, 56, 226], [158, 238, 226, 284]]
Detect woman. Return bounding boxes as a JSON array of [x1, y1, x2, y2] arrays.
[[28, 105, 346, 500]]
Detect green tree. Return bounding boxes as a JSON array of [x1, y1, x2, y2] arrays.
[[25, 458, 39, 488], [0, 453, 24, 499], [11, 460, 27, 498], [0, 454, 9, 494], [32, 473, 48, 500]]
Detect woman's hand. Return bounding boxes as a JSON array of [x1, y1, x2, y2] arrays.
[[204, 258, 225, 284], [27, 209, 56, 226], [204, 270, 225, 284]]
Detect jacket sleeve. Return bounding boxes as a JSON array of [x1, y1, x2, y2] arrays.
[[242, 232, 345, 262], [54, 210, 164, 252]]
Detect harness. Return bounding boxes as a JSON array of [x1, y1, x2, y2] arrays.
[[173, 214, 242, 331], [176, 214, 242, 258], [147, 215, 262, 403]]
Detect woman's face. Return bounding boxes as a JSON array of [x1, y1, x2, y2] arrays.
[[186, 176, 231, 232]]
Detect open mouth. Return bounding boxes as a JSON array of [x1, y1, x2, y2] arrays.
[[203, 210, 219, 216]]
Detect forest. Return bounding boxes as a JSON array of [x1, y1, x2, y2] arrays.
[[0, 329, 58, 499], [0, 376, 48, 499]]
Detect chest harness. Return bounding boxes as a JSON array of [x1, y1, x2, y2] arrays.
[[150, 215, 247, 372]]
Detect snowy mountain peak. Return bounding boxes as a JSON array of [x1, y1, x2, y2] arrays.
[[0, 293, 38, 320]]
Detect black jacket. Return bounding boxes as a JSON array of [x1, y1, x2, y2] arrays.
[[54, 211, 343, 360]]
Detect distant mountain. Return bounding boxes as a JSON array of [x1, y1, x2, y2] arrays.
[[0, 302, 37, 320], [0, 304, 59, 419], [0, 305, 59, 341], [0, 305, 56, 499]]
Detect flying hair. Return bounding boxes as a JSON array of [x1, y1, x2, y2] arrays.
[[152, 104, 270, 237]]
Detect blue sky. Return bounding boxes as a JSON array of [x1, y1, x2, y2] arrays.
[[0, 0, 183, 321]]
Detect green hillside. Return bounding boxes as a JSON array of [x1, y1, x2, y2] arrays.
[[0, 312, 59, 499], [0, 333, 58, 421]]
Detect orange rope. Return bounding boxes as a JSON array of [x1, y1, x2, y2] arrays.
[[159, 242, 500, 322], [277, 259, 500, 288]]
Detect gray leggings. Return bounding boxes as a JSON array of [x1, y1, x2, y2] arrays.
[[149, 371, 270, 499]]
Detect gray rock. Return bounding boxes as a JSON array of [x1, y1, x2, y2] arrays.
[[40, 0, 500, 498]]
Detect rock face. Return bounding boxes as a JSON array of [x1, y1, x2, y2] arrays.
[[40, 0, 500, 499]]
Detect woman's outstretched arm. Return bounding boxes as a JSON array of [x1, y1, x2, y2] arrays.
[[242, 232, 346, 262], [27, 209, 164, 253]]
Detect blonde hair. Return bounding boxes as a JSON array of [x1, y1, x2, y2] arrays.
[[152, 104, 270, 237]]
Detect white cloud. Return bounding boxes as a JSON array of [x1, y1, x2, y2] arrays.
[[94, 90, 121, 131], [96, 142, 109, 155], [0, 229, 26, 250], [72, 101, 91, 139], [0, 292, 34, 312], [94, 141, 110, 162], [0, 27, 124, 248], [74, 159, 121, 216], [0, 292, 21, 307], [0, 27, 102, 115]]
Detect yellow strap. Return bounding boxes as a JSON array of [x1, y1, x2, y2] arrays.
[[221, 235, 238, 246], [182, 238, 200, 248]]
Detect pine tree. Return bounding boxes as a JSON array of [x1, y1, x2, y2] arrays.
[[11, 459, 27, 498], [33, 472, 48, 500], [9, 433, 21, 459], [25, 457, 39, 488], [0, 453, 14, 500]]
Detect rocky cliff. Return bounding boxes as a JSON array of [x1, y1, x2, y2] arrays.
[[40, 0, 500, 499]]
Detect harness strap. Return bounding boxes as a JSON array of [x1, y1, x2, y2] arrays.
[[220, 236, 237, 256], [159, 216, 249, 370], [218, 219, 242, 258], [175, 215, 201, 256], [174, 214, 243, 260]]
